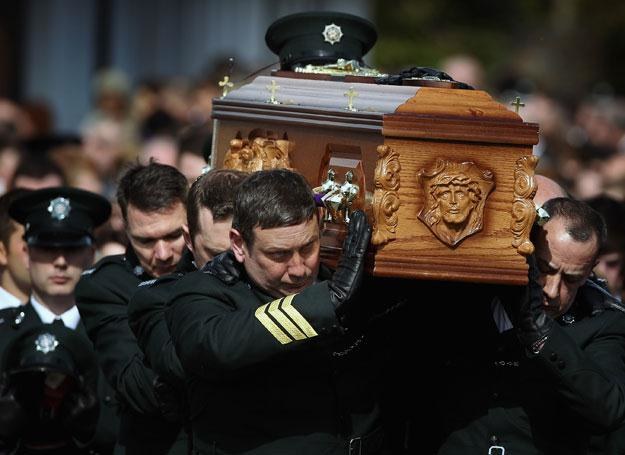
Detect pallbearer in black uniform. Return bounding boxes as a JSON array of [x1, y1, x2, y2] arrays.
[[166, 169, 390, 455], [0, 186, 117, 453], [128, 169, 247, 394], [75, 162, 191, 454]]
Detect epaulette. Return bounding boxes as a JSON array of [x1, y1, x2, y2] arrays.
[[137, 273, 183, 289], [582, 278, 625, 314], [81, 254, 126, 277], [0, 307, 27, 329], [138, 279, 157, 288]]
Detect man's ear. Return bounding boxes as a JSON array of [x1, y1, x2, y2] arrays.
[[0, 242, 7, 267], [182, 224, 193, 254], [230, 229, 246, 264]]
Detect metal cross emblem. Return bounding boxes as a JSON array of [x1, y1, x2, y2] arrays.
[[218, 75, 234, 97], [510, 96, 525, 114], [48, 197, 71, 220], [322, 23, 343, 45], [35, 333, 59, 354], [266, 80, 280, 104], [344, 86, 359, 111]]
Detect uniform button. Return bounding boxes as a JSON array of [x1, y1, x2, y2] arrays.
[[104, 395, 112, 404], [491, 392, 499, 400], [549, 352, 558, 361], [489, 434, 499, 445], [557, 360, 566, 370]]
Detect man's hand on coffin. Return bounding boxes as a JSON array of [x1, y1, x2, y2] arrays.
[[328, 210, 371, 323], [515, 254, 554, 354]]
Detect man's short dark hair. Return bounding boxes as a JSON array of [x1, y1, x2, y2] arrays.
[[0, 189, 30, 246], [8, 152, 67, 190], [187, 169, 247, 239], [537, 197, 607, 255], [233, 169, 316, 246], [116, 161, 188, 222]]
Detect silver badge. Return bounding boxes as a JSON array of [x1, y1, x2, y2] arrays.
[[322, 23, 343, 45], [35, 333, 59, 354], [48, 197, 71, 221]]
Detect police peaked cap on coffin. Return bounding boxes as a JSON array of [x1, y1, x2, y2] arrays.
[[1, 323, 98, 385], [265, 11, 378, 70], [9, 187, 111, 248]]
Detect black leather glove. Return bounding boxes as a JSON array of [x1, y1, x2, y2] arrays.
[[202, 250, 240, 285], [515, 254, 554, 354], [328, 210, 372, 320], [376, 66, 474, 89], [61, 385, 99, 444], [153, 375, 186, 423], [0, 381, 27, 443]]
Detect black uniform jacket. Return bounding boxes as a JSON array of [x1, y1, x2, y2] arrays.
[[434, 281, 625, 455], [165, 264, 385, 455], [127, 251, 197, 384], [75, 247, 190, 453], [0, 301, 118, 454]]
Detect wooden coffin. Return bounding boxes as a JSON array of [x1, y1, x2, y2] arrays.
[[211, 74, 539, 285]]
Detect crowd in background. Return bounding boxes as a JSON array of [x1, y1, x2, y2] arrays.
[[1, 54, 625, 298]]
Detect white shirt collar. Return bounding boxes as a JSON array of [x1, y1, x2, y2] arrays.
[[0, 286, 24, 310], [30, 295, 80, 330]]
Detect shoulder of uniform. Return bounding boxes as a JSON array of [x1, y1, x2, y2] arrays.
[[81, 254, 128, 277], [0, 306, 27, 329], [138, 278, 158, 288], [138, 273, 184, 289]]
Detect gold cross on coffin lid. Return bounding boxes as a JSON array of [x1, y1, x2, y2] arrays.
[[218, 76, 234, 97], [266, 80, 280, 104], [510, 96, 525, 114], [344, 86, 358, 111]]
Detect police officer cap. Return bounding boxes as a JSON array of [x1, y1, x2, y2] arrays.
[[2, 323, 97, 384], [9, 187, 111, 248], [265, 11, 377, 70]]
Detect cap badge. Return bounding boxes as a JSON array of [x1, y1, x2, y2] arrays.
[[35, 333, 59, 354], [322, 23, 343, 45], [48, 197, 71, 221]]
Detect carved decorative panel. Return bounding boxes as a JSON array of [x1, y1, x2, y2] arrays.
[[223, 130, 293, 172], [372, 145, 401, 246], [511, 155, 538, 255], [417, 158, 495, 248]]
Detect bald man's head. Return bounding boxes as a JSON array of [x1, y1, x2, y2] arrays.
[[534, 175, 567, 208]]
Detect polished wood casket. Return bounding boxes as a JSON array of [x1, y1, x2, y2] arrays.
[[211, 73, 539, 285]]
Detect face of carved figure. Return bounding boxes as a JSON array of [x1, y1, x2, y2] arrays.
[[435, 183, 475, 225], [240, 147, 253, 161]]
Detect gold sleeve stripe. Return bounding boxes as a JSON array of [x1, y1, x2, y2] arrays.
[[268, 298, 307, 340], [255, 304, 292, 344], [281, 294, 318, 338]]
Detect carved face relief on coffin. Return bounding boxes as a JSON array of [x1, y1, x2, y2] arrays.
[[417, 159, 495, 247], [223, 131, 293, 173]]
